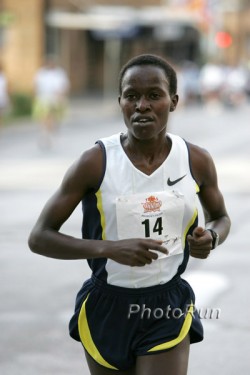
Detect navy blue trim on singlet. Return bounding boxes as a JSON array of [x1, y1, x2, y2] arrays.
[[177, 214, 198, 276], [177, 138, 199, 277], [183, 139, 199, 188], [81, 140, 108, 280], [81, 192, 108, 280]]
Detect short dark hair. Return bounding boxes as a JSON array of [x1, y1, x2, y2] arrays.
[[118, 54, 177, 96]]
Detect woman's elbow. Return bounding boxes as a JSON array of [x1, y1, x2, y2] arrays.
[[28, 229, 41, 254]]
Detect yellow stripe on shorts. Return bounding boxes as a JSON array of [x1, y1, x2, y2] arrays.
[[147, 303, 194, 352], [78, 294, 118, 370]]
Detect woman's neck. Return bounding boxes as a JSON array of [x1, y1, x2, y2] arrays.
[[121, 133, 172, 175]]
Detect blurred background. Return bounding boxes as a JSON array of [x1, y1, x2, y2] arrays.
[[0, 1, 250, 374], [0, 0, 250, 105]]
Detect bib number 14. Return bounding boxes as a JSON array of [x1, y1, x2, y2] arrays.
[[141, 217, 163, 238]]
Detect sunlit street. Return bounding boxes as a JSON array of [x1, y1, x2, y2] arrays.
[[0, 98, 249, 374]]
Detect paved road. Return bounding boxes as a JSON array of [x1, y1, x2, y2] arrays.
[[0, 99, 250, 374]]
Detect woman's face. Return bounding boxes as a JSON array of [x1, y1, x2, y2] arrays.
[[119, 65, 178, 141]]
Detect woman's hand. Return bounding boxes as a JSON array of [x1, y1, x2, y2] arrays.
[[187, 226, 213, 259], [105, 238, 168, 267]]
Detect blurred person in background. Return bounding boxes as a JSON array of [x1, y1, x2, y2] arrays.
[[32, 56, 70, 148], [221, 63, 248, 108], [245, 62, 250, 99], [0, 62, 10, 128], [199, 60, 225, 108], [28, 54, 231, 375], [180, 61, 201, 107]]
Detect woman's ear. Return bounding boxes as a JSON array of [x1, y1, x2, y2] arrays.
[[170, 94, 179, 112]]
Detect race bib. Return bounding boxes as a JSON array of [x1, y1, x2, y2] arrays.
[[116, 190, 185, 258]]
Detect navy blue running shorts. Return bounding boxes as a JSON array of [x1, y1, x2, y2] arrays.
[[69, 275, 203, 371]]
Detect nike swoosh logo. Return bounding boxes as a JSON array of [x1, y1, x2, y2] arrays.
[[167, 174, 186, 186]]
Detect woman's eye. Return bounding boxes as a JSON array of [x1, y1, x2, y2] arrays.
[[150, 93, 160, 99], [126, 94, 137, 100]]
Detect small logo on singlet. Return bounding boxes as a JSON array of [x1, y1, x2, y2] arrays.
[[167, 174, 186, 186], [142, 196, 162, 213]]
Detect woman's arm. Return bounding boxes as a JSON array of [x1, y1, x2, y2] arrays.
[[187, 143, 231, 259], [28, 144, 167, 264], [28, 144, 106, 259]]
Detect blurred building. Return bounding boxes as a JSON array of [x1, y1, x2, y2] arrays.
[[222, 0, 250, 66], [0, 0, 249, 96], [0, 0, 44, 94]]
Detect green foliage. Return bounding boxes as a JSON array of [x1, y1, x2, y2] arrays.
[[10, 93, 32, 118]]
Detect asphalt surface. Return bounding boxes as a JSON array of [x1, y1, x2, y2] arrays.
[[0, 98, 250, 374]]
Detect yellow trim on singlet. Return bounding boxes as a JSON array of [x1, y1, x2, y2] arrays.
[[147, 303, 194, 352], [182, 208, 198, 248], [181, 183, 199, 249], [95, 189, 107, 240], [78, 295, 118, 370]]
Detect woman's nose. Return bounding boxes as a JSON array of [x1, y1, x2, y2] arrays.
[[136, 96, 150, 112]]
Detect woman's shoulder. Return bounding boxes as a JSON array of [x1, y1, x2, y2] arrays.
[[186, 141, 216, 187], [187, 141, 213, 162], [98, 132, 122, 148]]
